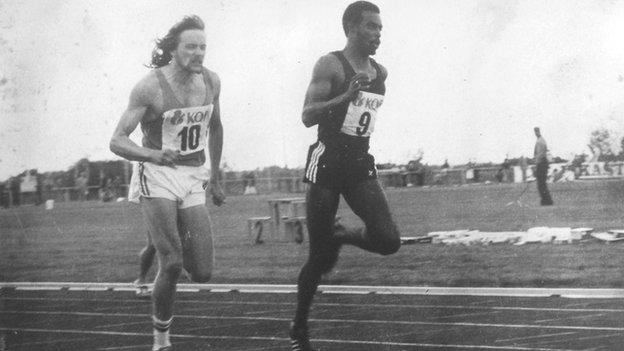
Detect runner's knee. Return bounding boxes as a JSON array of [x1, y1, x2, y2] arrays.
[[159, 254, 183, 276], [308, 250, 339, 275], [376, 236, 401, 255], [369, 225, 401, 255], [140, 245, 156, 260], [189, 268, 212, 283]]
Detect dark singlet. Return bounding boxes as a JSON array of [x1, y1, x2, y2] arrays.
[[141, 68, 214, 167], [317, 51, 385, 153]]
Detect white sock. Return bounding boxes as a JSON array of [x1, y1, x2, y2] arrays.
[[152, 315, 173, 350]]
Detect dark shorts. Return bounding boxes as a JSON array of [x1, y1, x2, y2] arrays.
[[303, 141, 377, 192]]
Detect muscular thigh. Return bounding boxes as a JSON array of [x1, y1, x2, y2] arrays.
[[177, 204, 214, 271], [141, 197, 181, 256], [306, 184, 340, 250], [342, 179, 399, 239]]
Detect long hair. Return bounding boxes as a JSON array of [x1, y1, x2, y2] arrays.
[[342, 1, 380, 36], [149, 15, 205, 68]]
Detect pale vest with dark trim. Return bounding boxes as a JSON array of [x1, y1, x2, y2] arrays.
[[141, 68, 214, 167]]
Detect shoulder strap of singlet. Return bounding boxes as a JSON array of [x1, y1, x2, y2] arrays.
[[202, 68, 214, 105], [332, 51, 356, 78], [369, 57, 382, 81], [154, 69, 181, 107], [155, 68, 215, 107]]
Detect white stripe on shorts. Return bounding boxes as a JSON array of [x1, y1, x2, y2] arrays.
[[138, 162, 148, 196], [306, 142, 325, 183]]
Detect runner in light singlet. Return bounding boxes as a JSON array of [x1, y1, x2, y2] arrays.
[[109, 15, 225, 351], [290, 2, 401, 350]]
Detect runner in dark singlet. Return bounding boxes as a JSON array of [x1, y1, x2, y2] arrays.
[[290, 2, 401, 350]]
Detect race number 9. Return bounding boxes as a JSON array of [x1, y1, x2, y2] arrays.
[[178, 125, 201, 151], [356, 112, 371, 136]]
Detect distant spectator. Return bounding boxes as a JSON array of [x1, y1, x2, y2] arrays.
[[10, 176, 21, 206], [406, 159, 424, 186], [101, 177, 114, 202], [495, 168, 504, 183], [35, 173, 43, 205], [441, 159, 449, 169], [76, 172, 88, 201], [243, 172, 257, 195], [0, 182, 8, 208], [501, 158, 512, 183], [111, 176, 122, 198], [43, 176, 54, 200]]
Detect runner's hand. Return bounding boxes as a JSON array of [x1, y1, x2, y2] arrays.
[[344, 73, 371, 101], [152, 149, 180, 168], [209, 182, 226, 206]]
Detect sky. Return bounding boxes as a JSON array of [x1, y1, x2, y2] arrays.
[[2, 0, 624, 180]]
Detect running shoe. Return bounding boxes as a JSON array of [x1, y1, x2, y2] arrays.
[[133, 279, 151, 299], [289, 323, 316, 351]]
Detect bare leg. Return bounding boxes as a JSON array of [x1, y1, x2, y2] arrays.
[[293, 184, 340, 330], [339, 179, 401, 255], [177, 204, 215, 283], [134, 232, 157, 299], [137, 232, 156, 284], [141, 198, 182, 326]]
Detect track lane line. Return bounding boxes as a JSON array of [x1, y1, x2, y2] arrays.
[[6, 296, 624, 314], [5, 310, 624, 332], [4, 282, 624, 298], [0, 327, 575, 351]]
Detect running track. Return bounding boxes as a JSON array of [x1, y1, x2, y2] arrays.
[[3, 283, 624, 350]]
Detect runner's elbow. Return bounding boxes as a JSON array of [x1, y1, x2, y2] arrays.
[[109, 138, 121, 155], [301, 113, 316, 128], [109, 135, 128, 158]]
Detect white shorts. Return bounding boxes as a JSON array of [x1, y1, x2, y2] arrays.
[[135, 162, 209, 209], [128, 162, 141, 204]]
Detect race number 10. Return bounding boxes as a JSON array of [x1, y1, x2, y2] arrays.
[[178, 125, 201, 151]]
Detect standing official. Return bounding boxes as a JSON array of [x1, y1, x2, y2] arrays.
[[534, 127, 553, 206]]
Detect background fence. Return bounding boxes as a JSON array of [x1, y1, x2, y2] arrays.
[[4, 162, 624, 208]]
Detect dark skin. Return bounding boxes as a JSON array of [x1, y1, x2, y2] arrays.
[[292, 10, 400, 337], [302, 11, 385, 128]]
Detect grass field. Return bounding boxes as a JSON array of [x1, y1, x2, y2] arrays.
[[2, 179, 624, 288]]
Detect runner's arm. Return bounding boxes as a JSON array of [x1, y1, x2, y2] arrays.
[[208, 75, 223, 184], [301, 55, 369, 128], [109, 78, 179, 166], [207, 74, 225, 206]]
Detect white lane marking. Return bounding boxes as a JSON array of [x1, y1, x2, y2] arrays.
[[93, 321, 146, 329], [6, 296, 624, 314], [94, 344, 152, 350], [0, 327, 574, 351], [518, 332, 623, 348], [5, 282, 624, 298], [429, 311, 500, 320], [535, 313, 606, 323], [5, 310, 624, 332], [495, 332, 577, 343], [243, 308, 292, 316]]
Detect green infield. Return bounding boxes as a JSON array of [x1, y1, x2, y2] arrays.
[[2, 179, 624, 287]]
